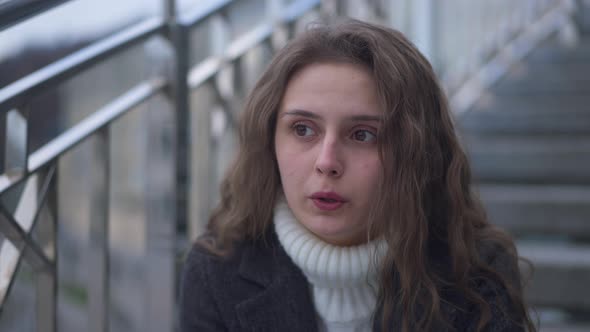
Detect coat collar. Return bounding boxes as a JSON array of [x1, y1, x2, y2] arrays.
[[232, 229, 464, 332], [235, 229, 319, 332]]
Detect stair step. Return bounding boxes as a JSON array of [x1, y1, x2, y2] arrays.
[[496, 63, 590, 94], [574, 4, 590, 34], [504, 61, 590, 80], [491, 78, 590, 95], [535, 307, 590, 331], [540, 325, 590, 332], [523, 36, 590, 64], [518, 242, 590, 312], [477, 184, 590, 238], [463, 136, 590, 184], [470, 93, 590, 114], [458, 109, 590, 135]]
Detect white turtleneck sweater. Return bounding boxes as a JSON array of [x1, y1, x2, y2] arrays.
[[274, 200, 387, 332]]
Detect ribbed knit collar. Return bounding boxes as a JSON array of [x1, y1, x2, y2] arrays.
[[273, 199, 387, 324]]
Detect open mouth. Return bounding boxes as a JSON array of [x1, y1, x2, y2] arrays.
[[310, 192, 346, 211], [317, 197, 339, 203]]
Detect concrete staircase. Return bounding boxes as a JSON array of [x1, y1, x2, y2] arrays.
[[457, 3, 590, 330]]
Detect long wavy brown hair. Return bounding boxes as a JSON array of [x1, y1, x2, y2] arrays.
[[199, 19, 536, 332]]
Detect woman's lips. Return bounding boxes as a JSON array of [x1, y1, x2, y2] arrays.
[[310, 192, 347, 211]]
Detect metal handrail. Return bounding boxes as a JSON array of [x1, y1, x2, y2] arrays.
[[187, 0, 321, 89], [0, 17, 166, 112], [450, 1, 576, 113], [28, 78, 167, 172], [0, 78, 167, 195], [0, 0, 71, 32], [179, 0, 233, 27]]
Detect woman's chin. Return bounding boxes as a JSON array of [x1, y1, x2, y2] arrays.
[[306, 224, 363, 246]]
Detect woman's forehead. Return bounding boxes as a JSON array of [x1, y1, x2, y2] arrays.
[[279, 62, 382, 116]]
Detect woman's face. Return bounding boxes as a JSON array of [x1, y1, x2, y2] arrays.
[[274, 62, 383, 246]]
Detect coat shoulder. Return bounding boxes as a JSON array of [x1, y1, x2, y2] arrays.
[[477, 238, 521, 291], [179, 236, 285, 332], [183, 240, 245, 280], [180, 242, 234, 332], [453, 241, 526, 332], [180, 232, 319, 332]]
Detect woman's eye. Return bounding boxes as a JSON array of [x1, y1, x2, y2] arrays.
[[293, 124, 315, 137], [352, 129, 376, 142]]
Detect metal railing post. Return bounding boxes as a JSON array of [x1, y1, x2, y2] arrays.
[[0, 113, 5, 175], [5, 108, 28, 177], [36, 268, 56, 332], [143, 49, 177, 332], [162, 0, 190, 240], [35, 166, 58, 332], [142, 1, 185, 331], [88, 127, 110, 332], [411, 0, 435, 63], [144, 95, 177, 332]]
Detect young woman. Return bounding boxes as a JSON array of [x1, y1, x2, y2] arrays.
[[180, 19, 537, 332]]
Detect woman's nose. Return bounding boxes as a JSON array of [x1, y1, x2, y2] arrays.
[[314, 138, 343, 177]]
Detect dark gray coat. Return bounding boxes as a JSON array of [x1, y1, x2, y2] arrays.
[[179, 229, 524, 332]]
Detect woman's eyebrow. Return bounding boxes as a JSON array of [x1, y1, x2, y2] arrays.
[[281, 109, 321, 119], [348, 115, 382, 122], [281, 110, 382, 122]]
